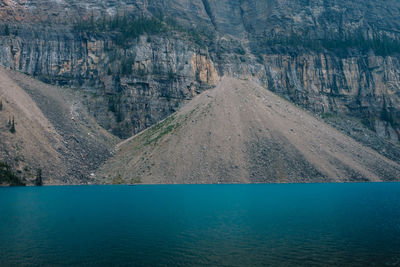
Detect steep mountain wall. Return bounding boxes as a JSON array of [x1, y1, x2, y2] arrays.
[[0, 0, 399, 142], [0, 27, 218, 138]]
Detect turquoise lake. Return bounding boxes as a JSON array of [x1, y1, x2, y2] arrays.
[[0, 183, 400, 266]]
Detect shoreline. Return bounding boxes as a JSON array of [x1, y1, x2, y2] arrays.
[[2, 180, 400, 188]]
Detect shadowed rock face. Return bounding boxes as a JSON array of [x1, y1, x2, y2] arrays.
[[0, 0, 399, 144]]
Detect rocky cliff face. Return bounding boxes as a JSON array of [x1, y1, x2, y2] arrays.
[[0, 26, 218, 138], [0, 0, 399, 143]]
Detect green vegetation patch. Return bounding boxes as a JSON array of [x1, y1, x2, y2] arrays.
[[138, 115, 182, 147], [74, 15, 212, 49], [0, 24, 10, 36], [74, 16, 165, 39], [360, 116, 375, 131], [321, 112, 335, 119], [132, 177, 142, 184], [163, 17, 214, 48], [112, 174, 125, 185], [260, 31, 400, 57], [0, 162, 25, 186]]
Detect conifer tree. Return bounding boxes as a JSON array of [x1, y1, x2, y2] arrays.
[[10, 116, 15, 133], [4, 24, 9, 36], [35, 168, 43, 186]]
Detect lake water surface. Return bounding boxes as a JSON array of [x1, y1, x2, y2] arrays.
[[0, 183, 400, 266]]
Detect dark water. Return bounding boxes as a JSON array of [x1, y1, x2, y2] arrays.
[[0, 183, 400, 266]]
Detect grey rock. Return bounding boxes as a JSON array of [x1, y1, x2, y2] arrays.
[[0, 0, 399, 144]]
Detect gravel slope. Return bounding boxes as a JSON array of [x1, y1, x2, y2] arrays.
[[0, 67, 120, 185], [98, 77, 400, 184]]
